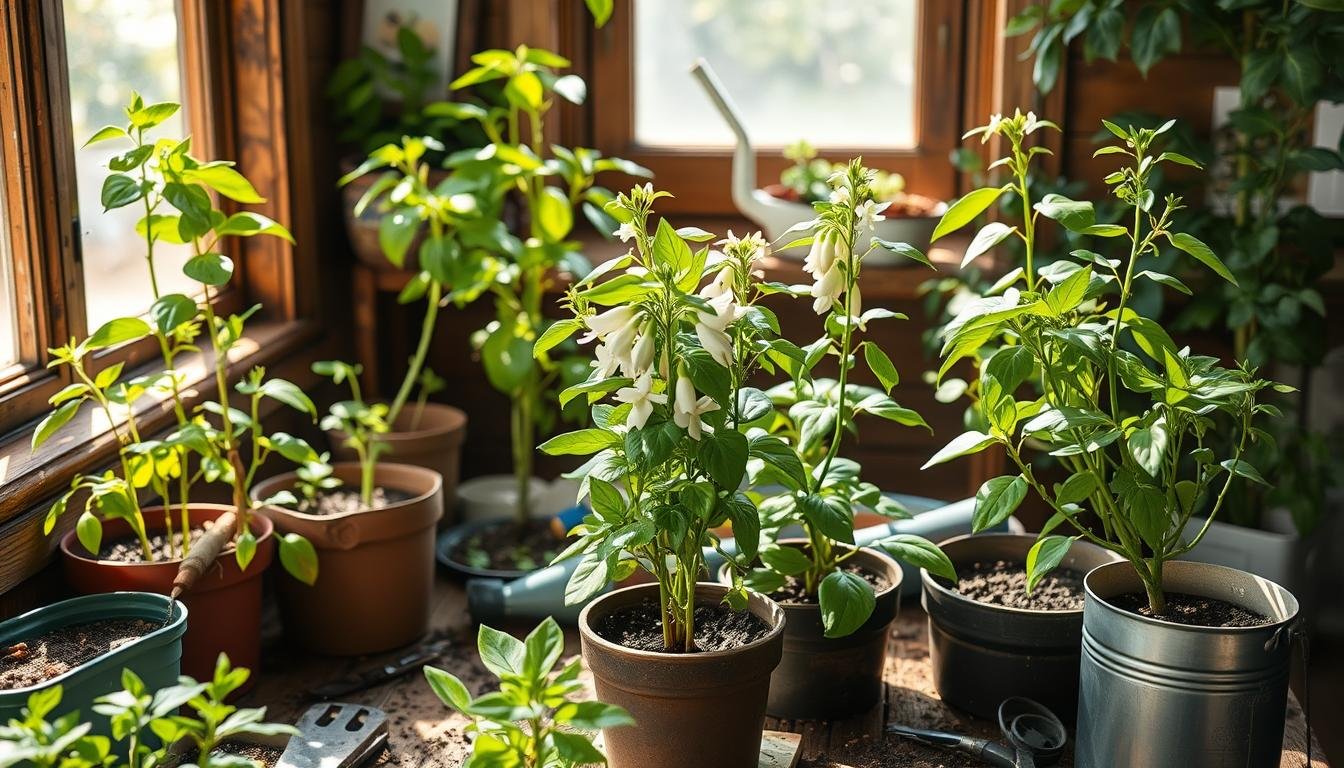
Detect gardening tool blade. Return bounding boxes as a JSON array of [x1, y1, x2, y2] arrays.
[[277, 702, 389, 768], [308, 638, 451, 699]]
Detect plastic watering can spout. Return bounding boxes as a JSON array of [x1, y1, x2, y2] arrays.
[[689, 58, 766, 223]]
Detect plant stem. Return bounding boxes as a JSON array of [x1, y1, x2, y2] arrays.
[[387, 281, 442, 426]]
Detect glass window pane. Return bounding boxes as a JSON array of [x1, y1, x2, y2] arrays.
[[64, 0, 197, 331], [0, 153, 19, 368], [634, 0, 918, 148]]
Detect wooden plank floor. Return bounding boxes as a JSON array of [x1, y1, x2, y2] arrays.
[[244, 576, 1328, 768]]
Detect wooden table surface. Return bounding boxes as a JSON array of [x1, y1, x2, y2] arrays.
[[245, 576, 1328, 768]]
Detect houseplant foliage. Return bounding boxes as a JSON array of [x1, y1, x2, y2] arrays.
[[33, 93, 319, 584], [924, 110, 1280, 613], [741, 160, 955, 638], [442, 46, 650, 539], [1012, 0, 1344, 534], [0, 654, 295, 768], [537, 183, 788, 649], [424, 617, 631, 768]]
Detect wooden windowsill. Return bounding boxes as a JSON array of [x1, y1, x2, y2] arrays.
[[0, 317, 335, 594]]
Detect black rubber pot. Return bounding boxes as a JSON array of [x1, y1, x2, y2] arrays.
[[921, 533, 1120, 721], [719, 540, 902, 720], [1075, 560, 1299, 768]]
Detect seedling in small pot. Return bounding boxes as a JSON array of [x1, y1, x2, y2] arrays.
[[742, 160, 956, 638], [425, 617, 631, 768], [923, 111, 1280, 613], [33, 93, 319, 584]]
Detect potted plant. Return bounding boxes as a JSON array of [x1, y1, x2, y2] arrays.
[[34, 94, 320, 684], [712, 160, 954, 720], [539, 184, 784, 768], [0, 593, 185, 729], [433, 46, 651, 577], [924, 111, 1294, 766], [424, 617, 632, 766]]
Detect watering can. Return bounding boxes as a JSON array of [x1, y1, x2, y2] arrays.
[[689, 58, 946, 264]]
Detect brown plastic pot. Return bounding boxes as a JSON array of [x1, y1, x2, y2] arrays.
[[253, 462, 443, 656], [922, 533, 1122, 721], [326, 402, 467, 519], [719, 540, 903, 720], [579, 582, 785, 768], [60, 504, 273, 686]]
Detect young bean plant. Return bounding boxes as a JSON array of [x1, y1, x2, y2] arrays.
[[924, 111, 1280, 613], [424, 617, 631, 768]]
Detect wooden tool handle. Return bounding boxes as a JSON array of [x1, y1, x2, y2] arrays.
[[170, 510, 238, 600]]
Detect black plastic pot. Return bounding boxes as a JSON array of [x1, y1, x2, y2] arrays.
[[719, 541, 902, 720], [921, 533, 1120, 721], [1075, 560, 1299, 768]]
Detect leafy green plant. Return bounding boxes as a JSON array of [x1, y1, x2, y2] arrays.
[[739, 160, 955, 638], [924, 111, 1280, 614], [1011, 0, 1344, 534], [442, 47, 650, 532], [32, 93, 319, 584], [424, 618, 631, 768], [0, 655, 296, 768], [775, 140, 915, 208]]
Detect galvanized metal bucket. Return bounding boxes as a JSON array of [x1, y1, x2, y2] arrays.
[[1076, 560, 1299, 768]]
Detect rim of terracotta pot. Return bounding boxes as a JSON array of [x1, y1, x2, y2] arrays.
[[328, 401, 467, 443], [578, 581, 786, 663], [254, 461, 442, 521], [59, 503, 274, 574], [717, 538, 905, 606]]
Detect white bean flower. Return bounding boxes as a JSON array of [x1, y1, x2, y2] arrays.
[[608, 317, 642, 376], [829, 184, 851, 205], [672, 374, 719, 441], [811, 261, 845, 315], [592, 342, 619, 378], [626, 328, 656, 377], [614, 222, 637, 243], [804, 230, 837, 278], [696, 292, 745, 367], [579, 305, 639, 344], [698, 265, 734, 299], [856, 199, 890, 231], [615, 370, 667, 430]]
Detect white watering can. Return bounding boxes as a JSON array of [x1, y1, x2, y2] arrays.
[[689, 58, 946, 265]]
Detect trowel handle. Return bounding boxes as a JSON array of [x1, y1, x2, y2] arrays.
[[171, 510, 238, 599]]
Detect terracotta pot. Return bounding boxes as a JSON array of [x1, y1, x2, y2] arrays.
[[579, 582, 785, 768], [253, 462, 443, 656], [340, 158, 450, 270], [326, 402, 466, 520], [719, 541, 902, 720], [60, 504, 273, 687]]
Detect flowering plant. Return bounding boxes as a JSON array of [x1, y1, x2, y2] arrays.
[[924, 111, 1279, 613], [537, 184, 800, 651], [741, 160, 955, 637]]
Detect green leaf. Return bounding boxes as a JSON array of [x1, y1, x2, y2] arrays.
[[84, 124, 128, 147], [1138, 270, 1191, 295], [1128, 418, 1168, 477], [523, 617, 564, 681], [921, 430, 996, 469], [534, 318, 581, 358], [697, 429, 748, 490], [76, 511, 102, 555], [875, 534, 956, 581], [539, 428, 619, 456], [961, 222, 1016, 268], [235, 530, 257, 572], [477, 624, 526, 678], [759, 544, 811, 576], [378, 211, 420, 268], [278, 533, 318, 585], [1282, 46, 1322, 103], [1056, 472, 1097, 506], [1221, 459, 1268, 485], [748, 434, 808, 491], [100, 174, 143, 211], [1167, 232, 1236, 286], [423, 666, 472, 712], [481, 323, 534, 394], [984, 345, 1033, 393], [624, 418, 680, 467], [551, 731, 607, 765], [257, 379, 317, 416], [557, 700, 634, 729], [183, 253, 235, 286], [585, 0, 614, 26], [87, 317, 152, 350], [724, 493, 759, 562], [800, 493, 854, 544], [536, 186, 574, 243], [1025, 535, 1074, 593], [872, 238, 933, 268], [149, 294, 199, 335], [863, 343, 900, 394], [215, 212, 294, 243], [183, 162, 264, 203], [1034, 194, 1096, 232], [651, 217, 692, 274], [819, 570, 876, 638], [931, 186, 1008, 242], [1131, 5, 1181, 76], [587, 477, 624, 519], [565, 552, 611, 605], [973, 475, 1028, 533]]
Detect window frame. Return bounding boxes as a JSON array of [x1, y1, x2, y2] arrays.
[[586, 0, 967, 215]]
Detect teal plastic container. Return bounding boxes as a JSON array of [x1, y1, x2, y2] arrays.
[[0, 592, 187, 727]]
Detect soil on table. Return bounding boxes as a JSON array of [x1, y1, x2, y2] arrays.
[[1109, 591, 1271, 627], [772, 564, 890, 605], [97, 526, 210, 562], [0, 619, 155, 689], [301, 487, 413, 516], [952, 560, 1085, 611], [179, 740, 286, 767], [447, 519, 565, 573], [594, 598, 771, 653]]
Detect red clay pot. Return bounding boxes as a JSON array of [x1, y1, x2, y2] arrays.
[[60, 504, 273, 687]]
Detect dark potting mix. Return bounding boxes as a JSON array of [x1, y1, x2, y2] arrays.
[[1108, 591, 1271, 627], [448, 519, 565, 572], [301, 487, 412, 515], [178, 740, 285, 768], [772, 563, 890, 605], [98, 526, 210, 562], [0, 618, 155, 689], [953, 559, 1085, 611], [594, 598, 771, 653]]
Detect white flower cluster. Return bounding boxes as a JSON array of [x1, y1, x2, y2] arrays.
[[804, 174, 888, 316]]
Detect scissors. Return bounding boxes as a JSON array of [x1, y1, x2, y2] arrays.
[[887, 696, 1067, 767]]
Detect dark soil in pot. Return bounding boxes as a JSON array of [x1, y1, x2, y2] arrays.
[[97, 526, 210, 562], [1107, 591, 1270, 627], [0, 619, 156, 689], [953, 560, 1084, 610], [179, 741, 285, 768], [445, 518, 567, 573], [298, 487, 412, 516], [771, 563, 889, 604], [593, 598, 771, 653]]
